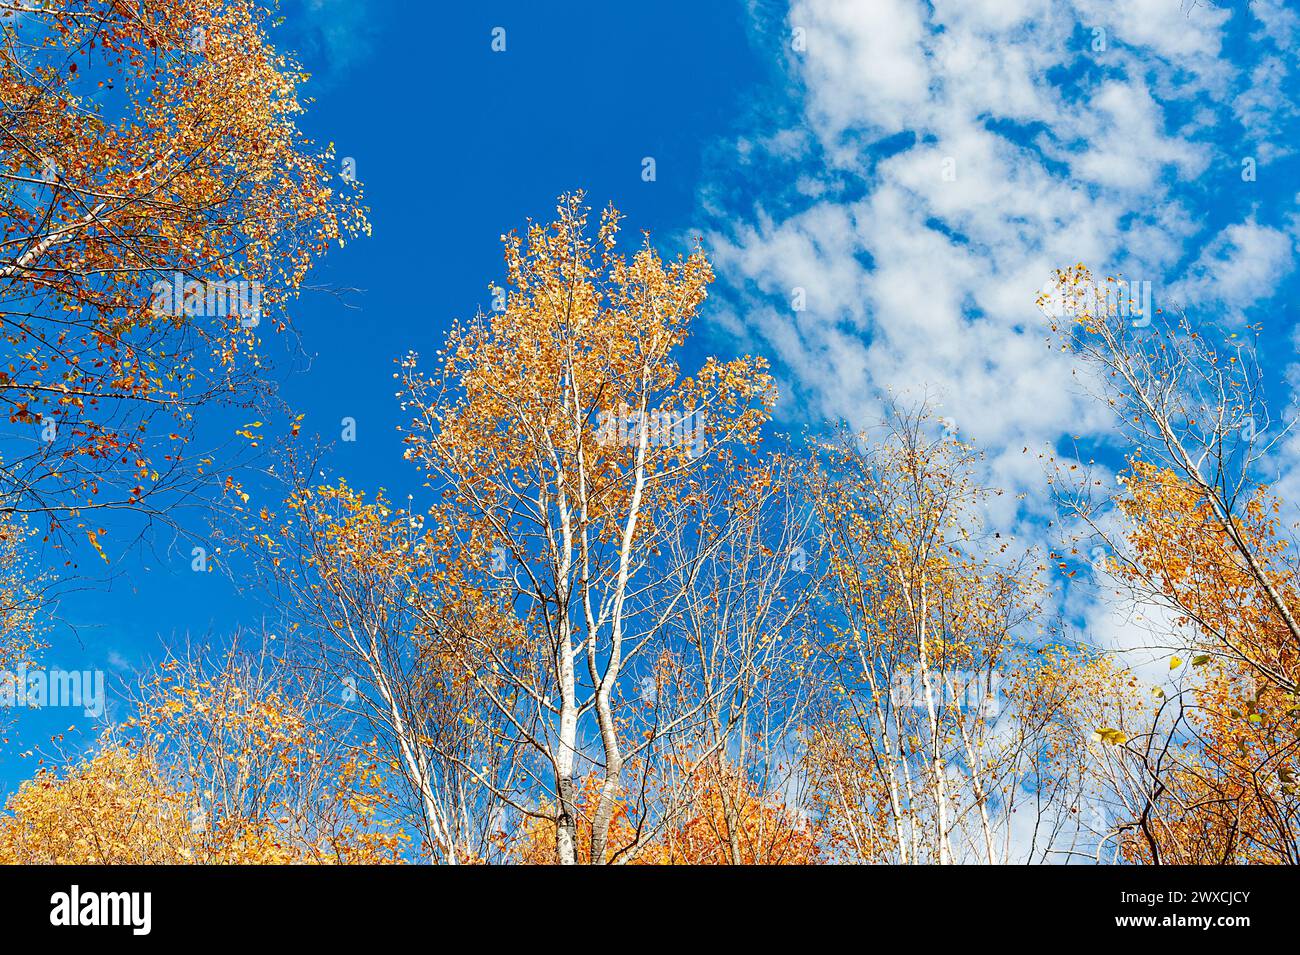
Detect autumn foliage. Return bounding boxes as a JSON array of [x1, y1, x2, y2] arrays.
[[0, 0, 366, 547], [2, 30, 1298, 870], [0, 646, 403, 864]]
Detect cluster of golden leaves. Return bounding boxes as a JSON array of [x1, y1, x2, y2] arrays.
[[398, 192, 775, 548], [1113, 464, 1300, 863], [644, 763, 820, 865], [0, 0, 366, 541], [278, 479, 527, 693], [0, 654, 405, 864], [0, 508, 43, 675], [511, 764, 817, 865]]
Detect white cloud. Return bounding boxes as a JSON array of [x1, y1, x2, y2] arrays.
[[704, 0, 1300, 657], [708, 0, 1300, 448], [1249, 0, 1300, 50], [1235, 55, 1297, 163], [1170, 218, 1296, 317]]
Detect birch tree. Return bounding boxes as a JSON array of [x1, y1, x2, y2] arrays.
[[1044, 265, 1300, 863], [1044, 265, 1299, 699], [396, 193, 778, 864], [803, 406, 1090, 863], [265, 469, 520, 864]]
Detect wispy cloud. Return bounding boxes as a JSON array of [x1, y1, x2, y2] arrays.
[[700, 0, 1300, 658], [706, 0, 1297, 462]]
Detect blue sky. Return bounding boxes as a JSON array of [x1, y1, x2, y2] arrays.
[[6, 0, 1300, 797], [2, 0, 773, 793]]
